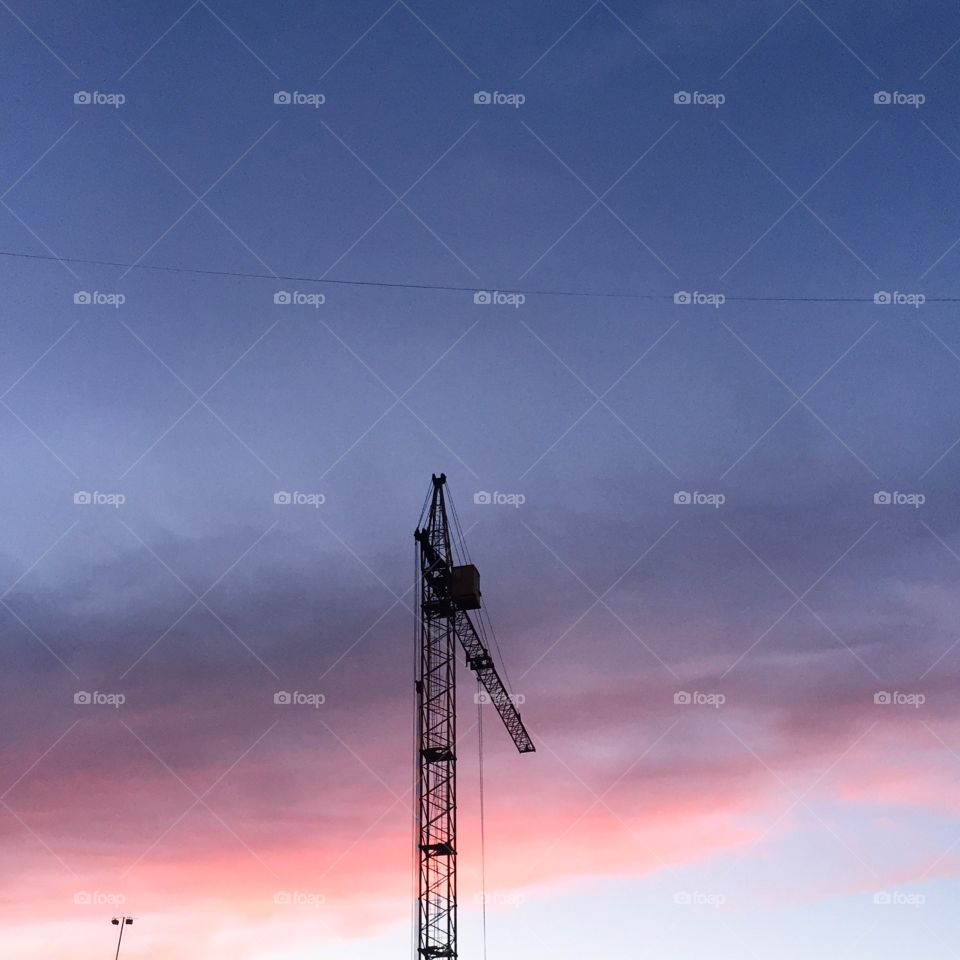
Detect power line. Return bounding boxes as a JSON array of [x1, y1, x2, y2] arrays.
[[0, 248, 955, 302]]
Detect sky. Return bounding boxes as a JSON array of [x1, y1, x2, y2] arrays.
[[4, 0, 960, 957]]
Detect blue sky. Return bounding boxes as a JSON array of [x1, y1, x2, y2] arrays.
[[5, 1, 960, 958]]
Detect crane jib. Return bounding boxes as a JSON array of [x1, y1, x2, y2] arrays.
[[455, 608, 534, 754]]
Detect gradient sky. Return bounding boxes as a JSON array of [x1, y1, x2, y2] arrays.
[[4, 1, 960, 957]]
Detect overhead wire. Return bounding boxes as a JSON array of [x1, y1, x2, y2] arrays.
[[0, 248, 954, 302]]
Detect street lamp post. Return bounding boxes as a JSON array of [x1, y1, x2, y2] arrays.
[[111, 916, 134, 959]]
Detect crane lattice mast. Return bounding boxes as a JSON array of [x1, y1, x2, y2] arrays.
[[414, 473, 534, 959]]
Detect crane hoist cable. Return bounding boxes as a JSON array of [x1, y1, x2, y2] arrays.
[[447, 487, 471, 566], [447, 488, 518, 700], [477, 677, 488, 960]]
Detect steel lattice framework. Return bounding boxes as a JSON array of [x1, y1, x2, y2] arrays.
[[414, 474, 534, 960]]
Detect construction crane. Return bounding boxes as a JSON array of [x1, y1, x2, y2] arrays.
[[414, 473, 534, 959]]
